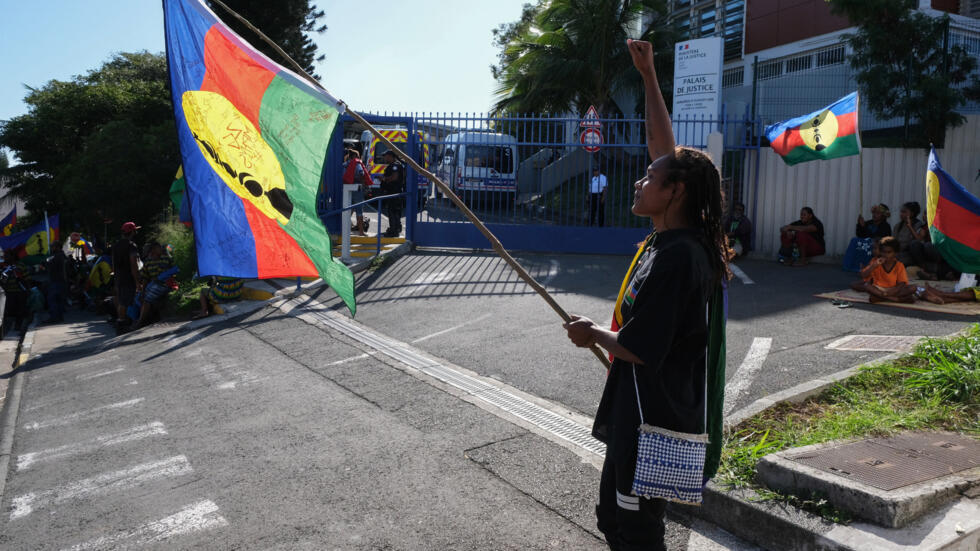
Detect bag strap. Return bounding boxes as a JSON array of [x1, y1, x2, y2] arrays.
[[631, 364, 645, 426]]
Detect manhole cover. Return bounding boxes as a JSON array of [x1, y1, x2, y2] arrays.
[[825, 335, 924, 352], [789, 433, 980, 491]]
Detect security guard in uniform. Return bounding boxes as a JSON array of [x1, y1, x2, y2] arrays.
[[381, 150, 405, 237]]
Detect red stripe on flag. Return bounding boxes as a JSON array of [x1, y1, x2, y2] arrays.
[[200, 26, 277, 131], [934, 195, 980, 249], [836, 112, 857, 136], [240, 200, 317, 278]]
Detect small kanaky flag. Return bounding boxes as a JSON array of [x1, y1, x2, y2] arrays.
[[926, 148, 980, 274], [766, 92, 860, 166], [0, 207, 16, 236]]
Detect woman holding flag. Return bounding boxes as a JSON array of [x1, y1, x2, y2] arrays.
[[563, 39, 729, 550]]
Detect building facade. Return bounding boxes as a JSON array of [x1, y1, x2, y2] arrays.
[[666, 0, 980, 130]]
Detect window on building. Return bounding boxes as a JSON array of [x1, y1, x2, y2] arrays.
[[815, 45, 846, 67], [785, 54, 813, 73], [699, 8, 716, 35], [674, 16, 691, 40], [756, 60, 783, 81], [723, 66, 745, 88]]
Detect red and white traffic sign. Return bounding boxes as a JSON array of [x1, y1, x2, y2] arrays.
[[579, 105, 601, 128], [580, 128, 603, 152]]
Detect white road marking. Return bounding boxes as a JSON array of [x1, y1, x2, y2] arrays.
[[68, 355, 121, 369], [23, 398, 144, 431], [410, 313, 492, 344], [277, 296, 606, 465], [405, 271, 456, 296], [10, 455, 193, 520], [327, 351, 376, 366], [730, 264, 754, 285], [64, 500, 228, 550], [541, 259, 560, 287], [724, 338, 772, 416], [181, 349, 264, 390], [77, 367, 125, 380], [17, 422, 168, 471]]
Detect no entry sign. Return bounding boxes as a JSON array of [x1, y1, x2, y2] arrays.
[[580, 128, 603, 152]]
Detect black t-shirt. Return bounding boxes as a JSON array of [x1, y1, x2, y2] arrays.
[[593, 229, 713, 469], [112, 238, 138, 287], [381, 161, 405, 195]]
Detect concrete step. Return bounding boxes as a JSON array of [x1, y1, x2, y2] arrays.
[[756, 432, 980, 529]]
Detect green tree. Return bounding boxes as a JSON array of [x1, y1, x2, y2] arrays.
[[828, 0, 980, 146], [0, 52, 180, 233], [208, 0, 327, 78], [491, 0, 673, 116]]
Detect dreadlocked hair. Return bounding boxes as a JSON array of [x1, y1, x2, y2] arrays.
[[664, 146, 732, 284]]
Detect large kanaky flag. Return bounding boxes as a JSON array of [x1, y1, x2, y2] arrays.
[[765, 92, 861, 166], [163, 0, 355, 314], [926, 148, 980, 274]]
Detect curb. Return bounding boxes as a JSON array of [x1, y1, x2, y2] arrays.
[[0, 318, 38, 502], [676, 329, 977, 550]]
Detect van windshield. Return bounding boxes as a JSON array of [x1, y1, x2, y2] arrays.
[[464, 146, 513, 173]]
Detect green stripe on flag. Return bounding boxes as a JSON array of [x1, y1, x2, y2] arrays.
[[930, 227, 980, 274], [780, 134, 860, 166], [259, 75, 355, 314]]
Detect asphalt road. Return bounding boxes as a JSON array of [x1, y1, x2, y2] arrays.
[[306, 251, 971, 420], [0, 249, 970, 549]]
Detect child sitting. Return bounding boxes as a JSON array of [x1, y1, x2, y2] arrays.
[[856, 236, 916, 303]]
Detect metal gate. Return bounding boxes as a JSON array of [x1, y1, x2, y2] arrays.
[[321, 110, 761, 255]]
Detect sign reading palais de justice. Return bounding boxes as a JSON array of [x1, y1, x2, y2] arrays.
[[671, 36, 723, 147]]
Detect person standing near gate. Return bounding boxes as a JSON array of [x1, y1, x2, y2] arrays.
[[381, 150, 405, 237], [563, 39, 728, 550], [589, 167, 608, 226]]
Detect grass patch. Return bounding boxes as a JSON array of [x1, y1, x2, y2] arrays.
[[717, 325, 980, 521]]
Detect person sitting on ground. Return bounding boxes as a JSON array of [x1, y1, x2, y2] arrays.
[[133, 242, 175, 329], [855, 236, 916, 303], [842, 203, 891, 272], [723, 202, 753, 258], [893, 201, 929, 270], [918, 281, 979, 305], [194, 276, 244, 319], [849, 238, 881, 292], [779, 206, 825, 266]]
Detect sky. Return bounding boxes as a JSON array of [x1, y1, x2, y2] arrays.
[[0, 0, 530, 126]]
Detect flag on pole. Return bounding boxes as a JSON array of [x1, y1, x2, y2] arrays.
[[765, 92, 861, 166], [0, 207, 16, 236], [0, 214, 59, 258], [926, 148, 980, 274], [163, 0, 355, 314]]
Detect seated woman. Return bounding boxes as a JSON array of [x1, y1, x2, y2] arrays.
[[855, 236, 915, 303], [842, 203, 890, 272], [779, 206, 825, 266]]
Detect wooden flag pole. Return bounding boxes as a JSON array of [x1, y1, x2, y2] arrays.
[[209, 0, 612, 370]]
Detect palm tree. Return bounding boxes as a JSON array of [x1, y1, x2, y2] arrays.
[[492, 0, 673, 116]]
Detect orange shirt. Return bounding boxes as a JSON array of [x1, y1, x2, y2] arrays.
[[869, 261, 908, 288]]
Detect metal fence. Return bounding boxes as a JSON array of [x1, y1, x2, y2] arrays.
[[319, 111, 762, 255]]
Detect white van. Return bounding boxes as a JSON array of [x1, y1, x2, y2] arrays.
[[435, 132, 519, 196]]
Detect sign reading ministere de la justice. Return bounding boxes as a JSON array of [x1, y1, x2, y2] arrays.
[[672, 36, 724, 147]]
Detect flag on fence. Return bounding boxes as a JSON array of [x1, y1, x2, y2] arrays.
[[0, 214, 59, 258], [163, 0, 355, 314], [765, 92, 861, 166], [926, 148, 980, 274], [0, 207, 16, 236]]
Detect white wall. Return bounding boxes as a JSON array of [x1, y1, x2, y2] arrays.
[[745, 115, 980, 259]]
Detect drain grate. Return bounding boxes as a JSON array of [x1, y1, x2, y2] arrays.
[[789, 433, 980, 491], [287, 298, 607, 458], [825, 335, 924, 352]]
